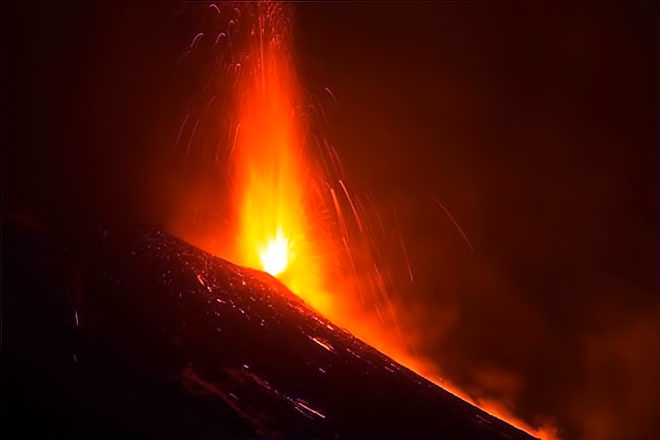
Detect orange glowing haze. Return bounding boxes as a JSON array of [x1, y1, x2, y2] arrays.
[[218, 2, 551, 439]]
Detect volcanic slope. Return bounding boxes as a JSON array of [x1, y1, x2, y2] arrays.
[[3, 217, 538, 439]]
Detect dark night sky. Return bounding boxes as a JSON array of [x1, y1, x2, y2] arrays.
[[3, 2, 659, 439]]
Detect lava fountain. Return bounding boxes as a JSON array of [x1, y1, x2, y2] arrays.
[[227, 1, 330, 313]]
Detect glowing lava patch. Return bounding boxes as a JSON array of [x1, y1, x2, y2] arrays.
[[259, 229, 290, 276]]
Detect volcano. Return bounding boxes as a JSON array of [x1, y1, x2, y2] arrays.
[[2, 216, 538, 439]]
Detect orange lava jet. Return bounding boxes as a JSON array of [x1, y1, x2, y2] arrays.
[[228, 1, 330, 313]]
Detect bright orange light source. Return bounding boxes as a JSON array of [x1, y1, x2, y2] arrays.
[[259, 229, 290, 276], [227, 2, 327, 314]]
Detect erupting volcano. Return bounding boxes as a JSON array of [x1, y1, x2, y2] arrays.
[[6, 1, 658, 439], [188, 1, 549, 438]]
